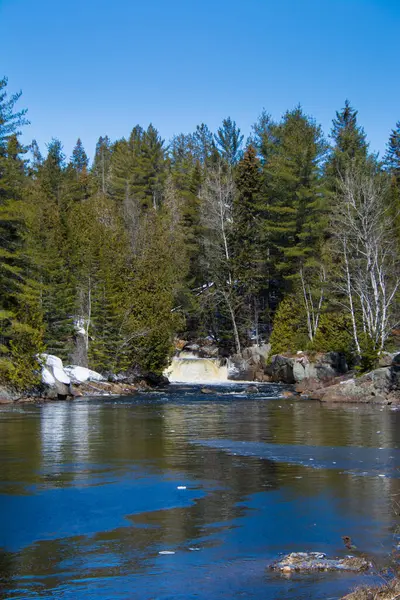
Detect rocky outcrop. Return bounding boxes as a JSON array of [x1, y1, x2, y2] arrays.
[[299, 354, 400, 405], [228, 344, 271, 381], [270, 552, 370, 573], [38, 354, 73, 398], [319, 366, 399, 404], [266, 352, 348, 384]]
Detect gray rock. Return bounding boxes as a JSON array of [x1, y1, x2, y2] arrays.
[[228, 355, 256, 381], [268, 352, 348, 384], [246, 385, 259, 394], [267, 355, 295, 384], [270, 552, 370, 573]]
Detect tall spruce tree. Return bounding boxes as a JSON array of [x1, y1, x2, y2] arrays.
[[215, 117, 244, 165], [326, 100, 368, 185], [92, 135, 112, 194], [0, 78, 44, 388], [262, 107, 327, 282], [232, 145, 264, 344], [384, 121, 400, 246]]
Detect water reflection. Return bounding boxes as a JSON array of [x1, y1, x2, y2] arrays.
[[0, 387, 399, 599]]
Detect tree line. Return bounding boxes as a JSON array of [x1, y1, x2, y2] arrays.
[[0, 77, 399, 389]]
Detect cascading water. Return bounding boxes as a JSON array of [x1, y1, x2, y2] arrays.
[[164, 352, 228, 383]]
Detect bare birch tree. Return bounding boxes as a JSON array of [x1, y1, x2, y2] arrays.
[[200, 160, 242, 354], [331, 168, 400, 353], [300, 265, 326, 342]]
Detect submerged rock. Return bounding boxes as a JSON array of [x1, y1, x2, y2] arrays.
[[270, 552, 371, 573]]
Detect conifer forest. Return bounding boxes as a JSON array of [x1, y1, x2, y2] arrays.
[[1, 76, 399, 390]]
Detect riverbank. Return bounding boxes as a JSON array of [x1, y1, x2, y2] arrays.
[[0, 381, 145, 404], [342, 578, 400, 599]]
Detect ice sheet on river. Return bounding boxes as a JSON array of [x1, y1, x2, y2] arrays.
[[192, 439, 400, 477]]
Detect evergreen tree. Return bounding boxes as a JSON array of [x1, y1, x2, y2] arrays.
[[326, 100, 368, 183], [384, 121, 400, 243], [192, 123, 215, 165], [232, 145, 264, 343], [92, 135, 112, 194], [66, 139, 91, 204], [0, 78, 44, 389], [71, 138, 89, 173], [215, 117, 244, 165], [262, 107, 327, 282]]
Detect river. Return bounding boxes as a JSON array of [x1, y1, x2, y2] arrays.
[[0, 383, 399, 599]]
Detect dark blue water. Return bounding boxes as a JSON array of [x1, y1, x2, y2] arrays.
[[0, 384, 399, 599]]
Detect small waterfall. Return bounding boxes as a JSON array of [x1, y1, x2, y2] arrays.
[[164, 352, 228, 383]]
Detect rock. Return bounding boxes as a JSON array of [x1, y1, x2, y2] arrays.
[[270, 552, 370, 573], [246, 385, 259, 394], [228, 355, 256, 381], [38, 354, 73, 398], [267, 355, 295, 384], [144, 372, 169, 387], [64, 365, 105, 384], [267, 352, 348, 384], [0, 386, 15, 404], [52, 365, 71, 385], [319, 366, 400, 405], [38, 354, 63, 370], [41, 367, 56, 386]]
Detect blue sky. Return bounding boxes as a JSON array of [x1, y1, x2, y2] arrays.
[[2, 0, 400, 161]]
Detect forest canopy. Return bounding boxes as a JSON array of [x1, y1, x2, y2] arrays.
[[0, 76, 399, 389]]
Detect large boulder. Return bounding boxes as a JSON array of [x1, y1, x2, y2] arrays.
[[38, 354, 72, 398], [267, 352, 348, 384], [64, 365, 105, 384], [228, 354, 256, 381], [319, 362, 400, 404], [266, 355, 296, 383]]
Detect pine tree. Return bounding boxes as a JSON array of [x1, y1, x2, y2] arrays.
[[71, 138, 89, 173], [192, 123, 215, 165], [215, 117, 244, 165], [384, 121, 400, 243], [232, 145, 264, 343], [262, 107, 327, 281], [65, 139, 91, 205], [92, 135, 112, 194], [24, 140, 75, 360], [0, 78, 44, 389], [326, 100, 368, 184]]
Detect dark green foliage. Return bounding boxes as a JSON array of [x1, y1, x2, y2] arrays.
[[325, 100, 368, 185], [0, 317, 44, 391], [232, 145, 264, 342], [357, 334, 380, 374], [310, 312, 355, 364], [0, 77, 29, 145], [92, 135, 112, 194], [269, 296, 308, 356], [71, 138, 88, 173], [1, 74, 399, 390], [385, 121, 400, 179], [261, 107, 327, 289], [384, 121, 400, 244], [215, 117, 244, 165]]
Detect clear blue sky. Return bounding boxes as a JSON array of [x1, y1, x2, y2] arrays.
[[2, 0, 400, 161]]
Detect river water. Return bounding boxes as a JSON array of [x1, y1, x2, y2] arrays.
[[0, 384, 399, 599]]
